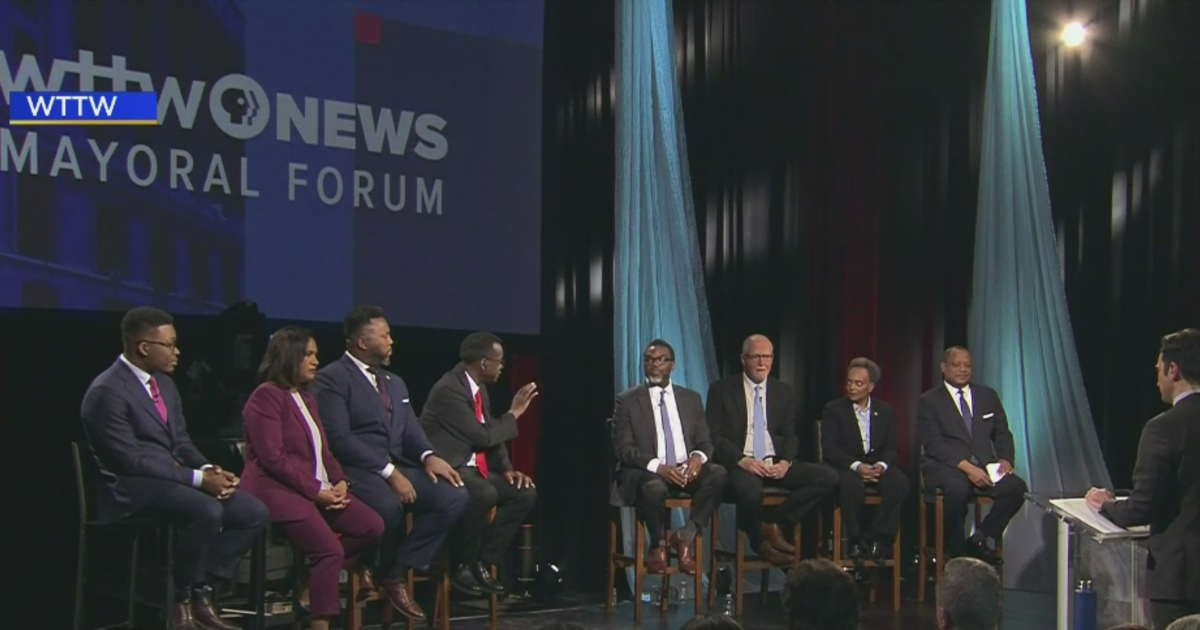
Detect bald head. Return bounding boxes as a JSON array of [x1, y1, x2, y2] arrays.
[[740, 335, 774, 384]]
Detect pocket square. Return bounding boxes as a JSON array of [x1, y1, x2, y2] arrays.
[[982, 412, 995, 419], [401, 398, 410, 403]]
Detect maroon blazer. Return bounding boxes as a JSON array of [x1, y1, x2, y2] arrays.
[[240, 382, 346, 522]]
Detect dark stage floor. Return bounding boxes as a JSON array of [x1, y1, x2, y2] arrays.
[[344, 589, 1054, 630]]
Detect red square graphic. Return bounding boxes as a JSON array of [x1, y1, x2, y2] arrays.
[[354, 12, 382, 45]]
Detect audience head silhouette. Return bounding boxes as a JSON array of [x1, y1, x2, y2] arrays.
[[936, 557, 1001, 630], [679, 613, 744, 630], [784, 558, 859, 630], [1167, 615, 1200, 630]]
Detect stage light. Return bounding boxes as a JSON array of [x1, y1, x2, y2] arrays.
[[1062, 22, 1087, 47]]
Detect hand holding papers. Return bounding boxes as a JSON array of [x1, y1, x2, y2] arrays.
[[986, 462, 1007, 484]]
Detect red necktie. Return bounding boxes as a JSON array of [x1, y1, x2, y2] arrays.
[[473, 390, 488, 478], [148, 377, 168, 423]]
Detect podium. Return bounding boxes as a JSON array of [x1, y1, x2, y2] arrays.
[[1025, 492, 1151, 630]]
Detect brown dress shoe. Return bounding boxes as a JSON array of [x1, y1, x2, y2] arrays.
[[170, 601, 199, 630], [355, 566, 378, 601], [669, 532, 697, 575], [191, 588, 241, 630], [762, 523, 797, 554], [381, 579, 426, 621], [646, 546, 669, 574], [757, 541, 795, 566]]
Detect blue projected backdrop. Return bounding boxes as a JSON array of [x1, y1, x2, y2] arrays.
[[0, 0, 543, 333]]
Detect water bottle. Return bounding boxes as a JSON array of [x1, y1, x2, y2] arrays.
[[1074, 579, 1097, 630]]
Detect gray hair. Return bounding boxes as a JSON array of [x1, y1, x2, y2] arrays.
[[741, 334, 772, 354], [1167, 616, 1200, 630], [847, 357, 881, 384], [936, 558, 1001, 630]]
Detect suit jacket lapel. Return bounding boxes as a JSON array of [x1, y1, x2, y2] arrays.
[[868, 406, 884, 452], [940, 387, 971, 437], [286, 391, 318, 461], [676, 388, 693, 450], [119, 364, 172, 441], [843, 398, 865, 456], [343, 355, 391, 424], [457, 367, 487, 424], [733, 379, 749, 444]]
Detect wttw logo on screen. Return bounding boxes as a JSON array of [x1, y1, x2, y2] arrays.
[[9, 91, 158, 125]]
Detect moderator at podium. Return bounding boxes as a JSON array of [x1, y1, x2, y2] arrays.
[[1087, 328, 1200, 629]]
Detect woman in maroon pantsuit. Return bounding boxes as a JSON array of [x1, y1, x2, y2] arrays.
[[240, 327, 384, 630]]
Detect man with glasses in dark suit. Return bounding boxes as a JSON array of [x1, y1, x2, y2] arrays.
[[610, 339, 728, 575], [81, 306, 268, 630]]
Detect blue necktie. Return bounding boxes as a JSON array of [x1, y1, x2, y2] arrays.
[[959, 389, 980, 465], [752, 385, 767, 460], [958, 389, 973, 434], [660, 390, 678, 465]]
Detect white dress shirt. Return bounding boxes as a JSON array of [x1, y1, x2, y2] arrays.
[[742, 375, 776, 459], [849, 397, 887, 472], [292, 392, 333, 490], [118, 354, 210, 488], [1173, 390, 1197, 406], [344, 352, 432, 479], [644, 383, 707, 472]]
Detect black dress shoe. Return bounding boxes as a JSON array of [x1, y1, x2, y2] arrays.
[[868, 538, 889, 565], [469, 562, 506, 595], [451, 565, 485, 597], [963, 538, 1004, 566]]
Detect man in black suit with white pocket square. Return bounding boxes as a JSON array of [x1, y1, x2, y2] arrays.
[[917, 346, 1027, 565]]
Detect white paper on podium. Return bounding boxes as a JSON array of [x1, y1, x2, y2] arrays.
[[1047, 498, 1150, 537]]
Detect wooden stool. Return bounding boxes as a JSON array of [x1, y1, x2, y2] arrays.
[[830, 487, 902, 611], [705, 489, 801, 617], [425, 506, 499, 629], [917, 469, 1003, 602], [605, 498, 706, 625]]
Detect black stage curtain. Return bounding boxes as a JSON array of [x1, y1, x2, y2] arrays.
[[540, 0, 1200, 592]]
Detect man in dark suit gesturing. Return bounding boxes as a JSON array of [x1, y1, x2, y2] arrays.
[[419, 331, 539, 597], [612, 339, 728, 575], [312, 306, 466, 620], [917, 346, 1027, 565], [707, 334, 837, 564], [81, 307, 268, 630], [1086, 329, 1200, 628], [821, 357, 909, 564]]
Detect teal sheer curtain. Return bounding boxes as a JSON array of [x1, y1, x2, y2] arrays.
[[969, 0, 1129, 599], [613, 0, 721, 602]]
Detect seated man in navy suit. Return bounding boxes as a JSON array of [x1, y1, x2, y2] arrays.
[[917, 346, 1028, 565], [81, 307, 268, 630], [312, 305, 467, 621]]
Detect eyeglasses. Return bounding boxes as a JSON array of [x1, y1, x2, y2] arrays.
[[643, 356, 674, 366], [139, 340, 178, 351], [743, 354, 774, 362], [483, 356, 505, 367]]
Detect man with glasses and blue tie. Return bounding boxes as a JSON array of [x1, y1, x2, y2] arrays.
[[611, 339, 728, 575], [917, 346, 1027, 566], [706, 335, 837, 565]]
